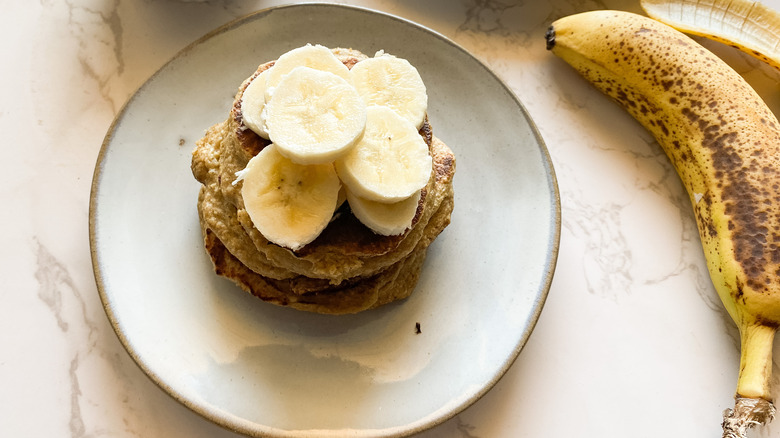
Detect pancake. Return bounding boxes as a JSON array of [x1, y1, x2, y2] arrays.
[[191, 47, 455, 314], [202, 215, 433, 314]]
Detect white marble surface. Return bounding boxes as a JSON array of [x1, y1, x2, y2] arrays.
[[6, 0, 780, 437]]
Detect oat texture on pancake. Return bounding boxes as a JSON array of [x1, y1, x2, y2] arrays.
[[191, 44, 455, 314]]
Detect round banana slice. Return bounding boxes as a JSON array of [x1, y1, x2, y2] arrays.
[[264, 66, 367, 165], [241, 69, 270, 139], [265, 44, 352, 99], [240, 144, 341, 251], [335, 105, 432, 203], [350, 51, 428, 129], [346, 188, 422, 236]]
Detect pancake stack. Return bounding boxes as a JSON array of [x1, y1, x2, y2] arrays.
[[191, 46, 455, 314]]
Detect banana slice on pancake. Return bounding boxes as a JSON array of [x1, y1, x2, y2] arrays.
[[264, 66, 367, 165], [336, 105, 432, 203], [265, 44, 352, 99], [346, 188, 422, 236], [241, 44, 356, 141], [350, 51, 428, 129], [241, 69, 270, 139], [240, 144, 341, 251]]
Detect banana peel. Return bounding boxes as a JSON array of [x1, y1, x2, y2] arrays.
[[641, 0, 780, 71]]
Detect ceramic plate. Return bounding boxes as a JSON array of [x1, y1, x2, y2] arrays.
[[90, 4, 560, 437]]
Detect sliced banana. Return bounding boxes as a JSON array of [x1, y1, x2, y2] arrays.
[[264, 66, 367, 165], [241, 69, 270, 139], [265, 44, 352, 100], [350, 51, 428, 129], [346, 188, 421, 236], [335, 105, 432, 203], [240, 144, 341, 251], [336, 185, 347, 209]]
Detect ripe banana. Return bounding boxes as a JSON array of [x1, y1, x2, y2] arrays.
[[239, 143, 341, 251], [350, 50, 428, 129], [547, 10, 780, 437], [335, 105, 432, 203], [640, 0, 780, 71]]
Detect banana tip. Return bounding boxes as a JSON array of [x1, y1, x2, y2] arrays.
[[545, 26, 555, 50]]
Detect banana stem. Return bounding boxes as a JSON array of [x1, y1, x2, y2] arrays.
[[722, 323, 777, 437], [722, 397, 775, 438]]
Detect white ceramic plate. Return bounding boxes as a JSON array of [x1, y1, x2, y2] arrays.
[[90, 4, 560, 437]]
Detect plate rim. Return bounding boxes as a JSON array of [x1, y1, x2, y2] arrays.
[[89, 3, 562, 437]]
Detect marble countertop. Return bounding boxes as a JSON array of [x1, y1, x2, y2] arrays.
[[6, 0, 780, 436]]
